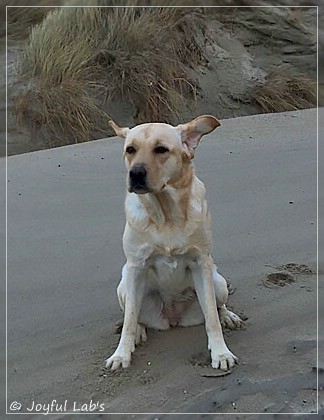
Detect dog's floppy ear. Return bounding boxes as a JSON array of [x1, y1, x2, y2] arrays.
[[109, 120, 129, 139], [176, 115, 220, 157]]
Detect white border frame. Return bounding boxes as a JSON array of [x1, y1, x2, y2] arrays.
[[5, 4, 319, 416]]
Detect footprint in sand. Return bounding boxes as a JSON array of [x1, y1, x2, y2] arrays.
[[263, 262, 314, 289], [263, 271, 295, 288], [276, 263, 313, 275]]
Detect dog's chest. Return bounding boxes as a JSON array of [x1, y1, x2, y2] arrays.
[[147, 253, 196, 302], [151, 228, 191, 253]]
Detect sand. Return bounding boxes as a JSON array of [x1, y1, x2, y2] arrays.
[[2, 108, 320, 415]]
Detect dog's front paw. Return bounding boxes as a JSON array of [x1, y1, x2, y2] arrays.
[[211, 347, 238, 371], [105, 348, 132, 371]]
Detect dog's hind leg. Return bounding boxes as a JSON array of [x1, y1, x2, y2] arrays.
[[177, 298, 205, 327], [138, 291, 170, 331], [213, 266, 243, 330]]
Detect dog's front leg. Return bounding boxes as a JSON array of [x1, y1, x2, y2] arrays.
[[192, 256, 238, 371], [105, 263, 146, 370]]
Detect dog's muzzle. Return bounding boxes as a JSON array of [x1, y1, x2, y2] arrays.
[[129, 164, 149, 194]]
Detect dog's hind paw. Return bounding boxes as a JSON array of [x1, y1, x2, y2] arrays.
[[219, 305, 243, 330]]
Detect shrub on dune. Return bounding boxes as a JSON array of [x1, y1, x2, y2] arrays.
[[5, 0, 61, 40], [251, 70, 316, 113], [14, 6, 201, 147]]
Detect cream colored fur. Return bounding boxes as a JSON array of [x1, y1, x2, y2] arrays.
[[105, 115, 242, 371]]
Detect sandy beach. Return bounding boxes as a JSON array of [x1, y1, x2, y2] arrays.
[[4, 108, 320, 414]]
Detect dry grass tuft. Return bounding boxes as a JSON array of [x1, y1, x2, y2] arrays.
[[14, 6, 203, 147], [250, 71, 316, 113], [5, 0, 62, 40], [14, 80, 110, 147]]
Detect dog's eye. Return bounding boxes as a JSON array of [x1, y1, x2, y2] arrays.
[[125, 146, 136, 154], [154, 146, 169, 154]]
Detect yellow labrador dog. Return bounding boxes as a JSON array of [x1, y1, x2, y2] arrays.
[[106, 115, 242, 372]]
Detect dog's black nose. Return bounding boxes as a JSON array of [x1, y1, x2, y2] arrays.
[[130, 164, 147, 182], [129, 164, 147, 192]]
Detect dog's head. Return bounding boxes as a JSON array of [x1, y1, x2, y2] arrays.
[[109, 115, 220, 194]]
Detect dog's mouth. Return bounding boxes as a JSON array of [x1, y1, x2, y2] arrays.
[[128, 183, 167, 195], [128, 185, 151, 194]]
